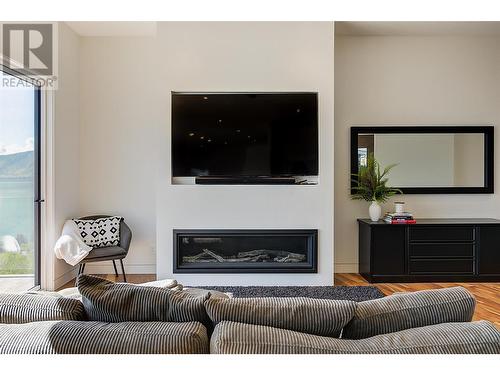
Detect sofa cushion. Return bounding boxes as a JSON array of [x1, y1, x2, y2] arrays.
[[342, 286, 476, 339], [77, 274, 210, 323], [0, 320, 208, 354], [205, 297, 356, 337], [34, 278, 185, 302], [182, 287, 230, 300], [210, 320, 500, 354], [0, 293, 86, 324]]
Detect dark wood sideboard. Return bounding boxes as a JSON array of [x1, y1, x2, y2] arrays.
[[358, 218, 500, 282]]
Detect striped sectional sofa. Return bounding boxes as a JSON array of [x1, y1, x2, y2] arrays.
[[206, 288, 500, 354], [0, 275, 499, 354]]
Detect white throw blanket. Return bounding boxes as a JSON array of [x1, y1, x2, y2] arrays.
[[54, 220, 93, 266]]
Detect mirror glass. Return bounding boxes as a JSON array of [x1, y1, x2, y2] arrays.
[[357, 133, 485, 187]]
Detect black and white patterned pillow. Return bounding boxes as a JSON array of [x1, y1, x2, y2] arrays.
[[73, 216, 122, 248]]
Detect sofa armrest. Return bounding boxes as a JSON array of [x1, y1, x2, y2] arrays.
[[0, 293, 86, 324], [0, 320, 208, 354], [342, 286, 475, 339], [210, 320, 500, 354]]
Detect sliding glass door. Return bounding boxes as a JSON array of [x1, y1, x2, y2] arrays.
[[0, 67, 41, 292]]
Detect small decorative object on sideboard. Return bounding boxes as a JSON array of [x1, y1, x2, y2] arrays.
[[383, 212, 416, 224], [394, 201, 405, 214], [383, 201, 416, 224], [351, 153, 402, 221]]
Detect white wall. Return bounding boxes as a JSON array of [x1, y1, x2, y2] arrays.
[[335, 35, 500, 272], [52, 22, 81, 288], [79, 22, 335, 285], [79, 35, 159, 274]]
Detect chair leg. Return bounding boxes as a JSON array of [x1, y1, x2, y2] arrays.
[[81, 263, 86, 274], [112, 260, 118, 277], [120, 259, 127, 282]]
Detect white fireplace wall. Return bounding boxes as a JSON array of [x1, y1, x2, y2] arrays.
[[79, 22, 335, 285], [156, 22, 334, 285]]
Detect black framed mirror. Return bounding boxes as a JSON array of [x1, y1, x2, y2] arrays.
[[351, 126, 494, 194]]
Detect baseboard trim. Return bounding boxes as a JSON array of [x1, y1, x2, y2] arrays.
[[54, 267, 78, 291], [334, 263, 358, 273], [56, 263, 354, 282], [83, 263, 156, 275]]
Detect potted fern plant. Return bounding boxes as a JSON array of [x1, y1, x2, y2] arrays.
[[351, 153, 402, 221]]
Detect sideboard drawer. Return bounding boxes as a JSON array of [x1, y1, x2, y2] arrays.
[[409, 226, 474, 242], [409, 243, 474, 258], [409, 259, 473, 274]]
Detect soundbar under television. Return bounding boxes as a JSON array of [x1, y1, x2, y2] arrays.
[[171, 92, 319, 179]]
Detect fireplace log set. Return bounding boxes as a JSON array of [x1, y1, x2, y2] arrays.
[[182, 248, 306, 263]]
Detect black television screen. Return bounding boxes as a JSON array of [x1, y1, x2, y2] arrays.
[[172, 93, 318, 177]]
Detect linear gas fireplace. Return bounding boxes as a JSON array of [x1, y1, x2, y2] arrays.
[[173, 229, 317, 273]]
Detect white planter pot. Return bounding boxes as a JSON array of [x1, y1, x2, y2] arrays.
[[369, 201, 382, 221]]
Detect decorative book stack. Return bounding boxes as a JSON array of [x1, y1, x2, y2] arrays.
[[383, 212, 416, 224]]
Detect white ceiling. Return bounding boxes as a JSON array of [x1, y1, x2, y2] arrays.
[[65, 21, 500, 37], [336, 21, 500, 36], [65, 22, 157, 36]]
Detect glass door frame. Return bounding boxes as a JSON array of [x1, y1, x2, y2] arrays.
[[0, 65, 42, 288]]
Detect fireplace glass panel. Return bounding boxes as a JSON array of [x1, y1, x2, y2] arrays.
[[174, 230, 317, 273]]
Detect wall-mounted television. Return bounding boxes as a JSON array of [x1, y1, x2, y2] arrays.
[[171, 92, 318, 179]]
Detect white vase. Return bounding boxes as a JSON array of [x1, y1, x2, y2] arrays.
[[369, 201, 382, 221]]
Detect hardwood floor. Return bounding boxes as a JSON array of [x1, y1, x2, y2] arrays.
[[61, 273, 500, 328], [59, 274, 155, 290], [335, 273, 500, 329]]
